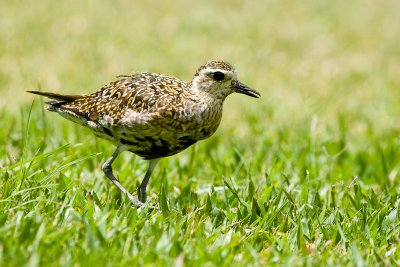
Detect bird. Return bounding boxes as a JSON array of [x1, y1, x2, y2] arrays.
[[28, 60, 260, 207]]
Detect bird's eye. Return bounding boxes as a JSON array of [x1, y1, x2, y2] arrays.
[[212, 71, 225, 81]]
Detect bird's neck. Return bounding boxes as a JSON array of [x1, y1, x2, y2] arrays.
[[182, 90, 225, 140]]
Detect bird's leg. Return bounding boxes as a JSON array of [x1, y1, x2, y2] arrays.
[[102, 146, 144, 207], [137, 159, 160, 203]]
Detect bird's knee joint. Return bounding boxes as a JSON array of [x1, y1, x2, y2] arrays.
[[102, 162, 112, 174]]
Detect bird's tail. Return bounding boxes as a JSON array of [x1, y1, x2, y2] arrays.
[[27, 90, 85, 112], [27, 91, 82, 102]]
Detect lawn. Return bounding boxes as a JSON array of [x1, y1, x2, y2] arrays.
[[1, 0, 400, 266]]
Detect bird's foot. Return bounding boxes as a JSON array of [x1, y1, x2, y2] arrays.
[[128, 193, 158, 210], [128, 194, 145, 207]]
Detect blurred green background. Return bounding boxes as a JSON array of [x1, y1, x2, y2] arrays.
[[1, 0, 399, 130], [1, 0, 400, 265]]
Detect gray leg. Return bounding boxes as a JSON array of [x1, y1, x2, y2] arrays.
[[137, 159, 160, 203], [102, 146, 144, 207]]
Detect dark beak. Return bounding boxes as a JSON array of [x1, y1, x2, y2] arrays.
[[232, 81, 260, 98]]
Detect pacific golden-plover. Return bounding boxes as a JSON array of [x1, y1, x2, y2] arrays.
[[28, 61, 260, 207]]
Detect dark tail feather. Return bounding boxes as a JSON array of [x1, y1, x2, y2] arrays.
[[27, 91, 83, 102]]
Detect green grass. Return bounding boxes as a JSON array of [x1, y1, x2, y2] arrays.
[[1, 0, 400, 266]]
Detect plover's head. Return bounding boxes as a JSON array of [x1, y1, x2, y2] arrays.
[[191, 61, 260, 100]]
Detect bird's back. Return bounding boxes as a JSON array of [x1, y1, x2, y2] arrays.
[[62, 72, 188, 121]]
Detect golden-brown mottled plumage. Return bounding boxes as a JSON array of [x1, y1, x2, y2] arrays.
[[28, 60, 260, 207]]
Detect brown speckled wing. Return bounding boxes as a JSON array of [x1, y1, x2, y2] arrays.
[[60, 72, 188, 124]]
